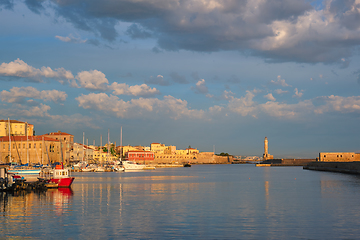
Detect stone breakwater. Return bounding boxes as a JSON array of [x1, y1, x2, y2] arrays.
[[151, 155, 233, 165], [304, 161, 360, 174]]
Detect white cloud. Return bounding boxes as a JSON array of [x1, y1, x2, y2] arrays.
[[75, 70, 109, 90], [293, 88, 304, 98], [314, 95, 360, 114], [260, 100, 314, 119], [269, 75, 291, 87], [76, 93, 204, 120], [227, 91, 256, 116], [264, 93, 276, 101], [110, 82, 160, 97], [192, 79, 208, 94], [55, 34, 87, 44], [0, 86, 67, 103], [274, 89, 289, 95], [0, 59, 74, 82]]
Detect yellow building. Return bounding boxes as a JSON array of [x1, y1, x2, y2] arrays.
[[41, 131, 74, 163], [0, 119, 34, 137], [0, 136, 61, 164], [175, 149, 187, 155], [164, 146, 176, 154], [150, 143, 166, 154], [319, 152, 360, 162], [186, 148, 199, 155]]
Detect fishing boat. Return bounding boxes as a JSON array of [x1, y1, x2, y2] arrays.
[[40, 164, 74, 188]]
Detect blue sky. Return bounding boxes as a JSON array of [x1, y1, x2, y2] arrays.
[[1, 0, 360, 158]]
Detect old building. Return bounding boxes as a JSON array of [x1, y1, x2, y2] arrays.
[[41, 131, 74, 163], [319, 152, 360, 162], [0, 119, 34, 137], [0, 136, 61, 164], [125, 150, 154, 164]]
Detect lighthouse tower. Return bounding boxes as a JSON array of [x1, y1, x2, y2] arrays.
[[263, 137, 273, 160]]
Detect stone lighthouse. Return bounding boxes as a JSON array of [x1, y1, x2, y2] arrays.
[[263, 137, 273, 160]]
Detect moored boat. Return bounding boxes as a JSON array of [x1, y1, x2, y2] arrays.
[[40, 164, 74, 188], [122, 161, 146, 171]]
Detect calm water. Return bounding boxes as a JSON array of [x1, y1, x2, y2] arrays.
[[1, 165, 360, 239]]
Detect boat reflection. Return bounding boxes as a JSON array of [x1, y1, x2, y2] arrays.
[[0, 188, 73, 216]]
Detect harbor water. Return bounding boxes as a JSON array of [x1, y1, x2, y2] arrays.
[[1, 164, 360, 239]]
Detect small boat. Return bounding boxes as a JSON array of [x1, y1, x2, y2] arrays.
[[122, 161, 146, 171], [183, 163, 191, 167], [113, 165, 125, 172], [41, 164, 74, 188], [94, 166, 105, 172], [7, 168, 41, 175]]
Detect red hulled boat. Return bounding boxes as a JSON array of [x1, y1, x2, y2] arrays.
[[41, 164, 75, 188]]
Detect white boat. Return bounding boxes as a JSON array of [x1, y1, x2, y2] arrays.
[[7, 168, 41, 175], [94, 166, 105, 172], [122, 161, 146, 171], [113, 165, 125, 172]]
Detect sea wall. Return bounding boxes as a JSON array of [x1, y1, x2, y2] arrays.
[[304, 161, 360, 174], [152, 154, 232, 165], [257, 159, 315, 167]]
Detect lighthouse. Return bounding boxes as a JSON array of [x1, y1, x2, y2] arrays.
[[263, 137, 273, 160]]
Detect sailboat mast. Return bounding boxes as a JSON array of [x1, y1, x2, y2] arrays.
[[120, 126, 122, 161], [8, 118, 11, 163], [107, 129, 110, 162]]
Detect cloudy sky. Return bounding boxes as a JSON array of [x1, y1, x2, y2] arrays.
[[1, 0, 360, 158]]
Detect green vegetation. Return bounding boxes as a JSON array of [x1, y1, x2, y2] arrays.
[[217, 152, 231, 156]]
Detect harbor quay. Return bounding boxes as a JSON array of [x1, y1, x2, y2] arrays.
[[0, 119, 234, 167]]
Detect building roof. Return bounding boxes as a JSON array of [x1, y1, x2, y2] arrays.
[[0, 119, 33, 126], [44, 131, 73, 136], [127, 150, 154, 153], [0, 136, 59, 142]]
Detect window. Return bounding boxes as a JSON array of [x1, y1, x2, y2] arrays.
[[3, 144, 5, 149], [18, 144, 20, 148], [29, 143, 31, 148], [23, 144, 25, 148], [34, 143, 36, 148], [40, 143, 41, 148], [13, 144, 15, 149]]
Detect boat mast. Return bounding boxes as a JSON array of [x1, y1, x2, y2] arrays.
[[8, 118, 11, 163], [82, 132, 85, 162], [120, 126, 122, 161], [26, 122, 29, 164], [107, 129, 110, 162]]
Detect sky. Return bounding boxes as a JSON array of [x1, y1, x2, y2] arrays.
[[1, 0, 360, 158]]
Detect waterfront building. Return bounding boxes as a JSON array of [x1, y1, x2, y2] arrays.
[[186, 148, 199, 155], [0, 119, 34, 137], [175, 149, 187, 155], [117, 145, 144, 156], [0, 136, 61, 164], [41, 131, 74, 163], [262, 137, 273, 160], [164, 146, 176, 154], [150, 143, 167, 154], [319, 152, 360, 162], [70, 143, 95, 163], [125, 150, 154, 163]]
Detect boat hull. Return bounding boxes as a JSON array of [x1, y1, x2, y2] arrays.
[[50, 177, 74, 188]]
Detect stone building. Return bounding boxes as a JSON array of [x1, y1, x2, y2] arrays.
[[0, 119, 34, 137], [319, 152, 360, 162], [0, 135, 61, 164], [41, 131, 74, 163]]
